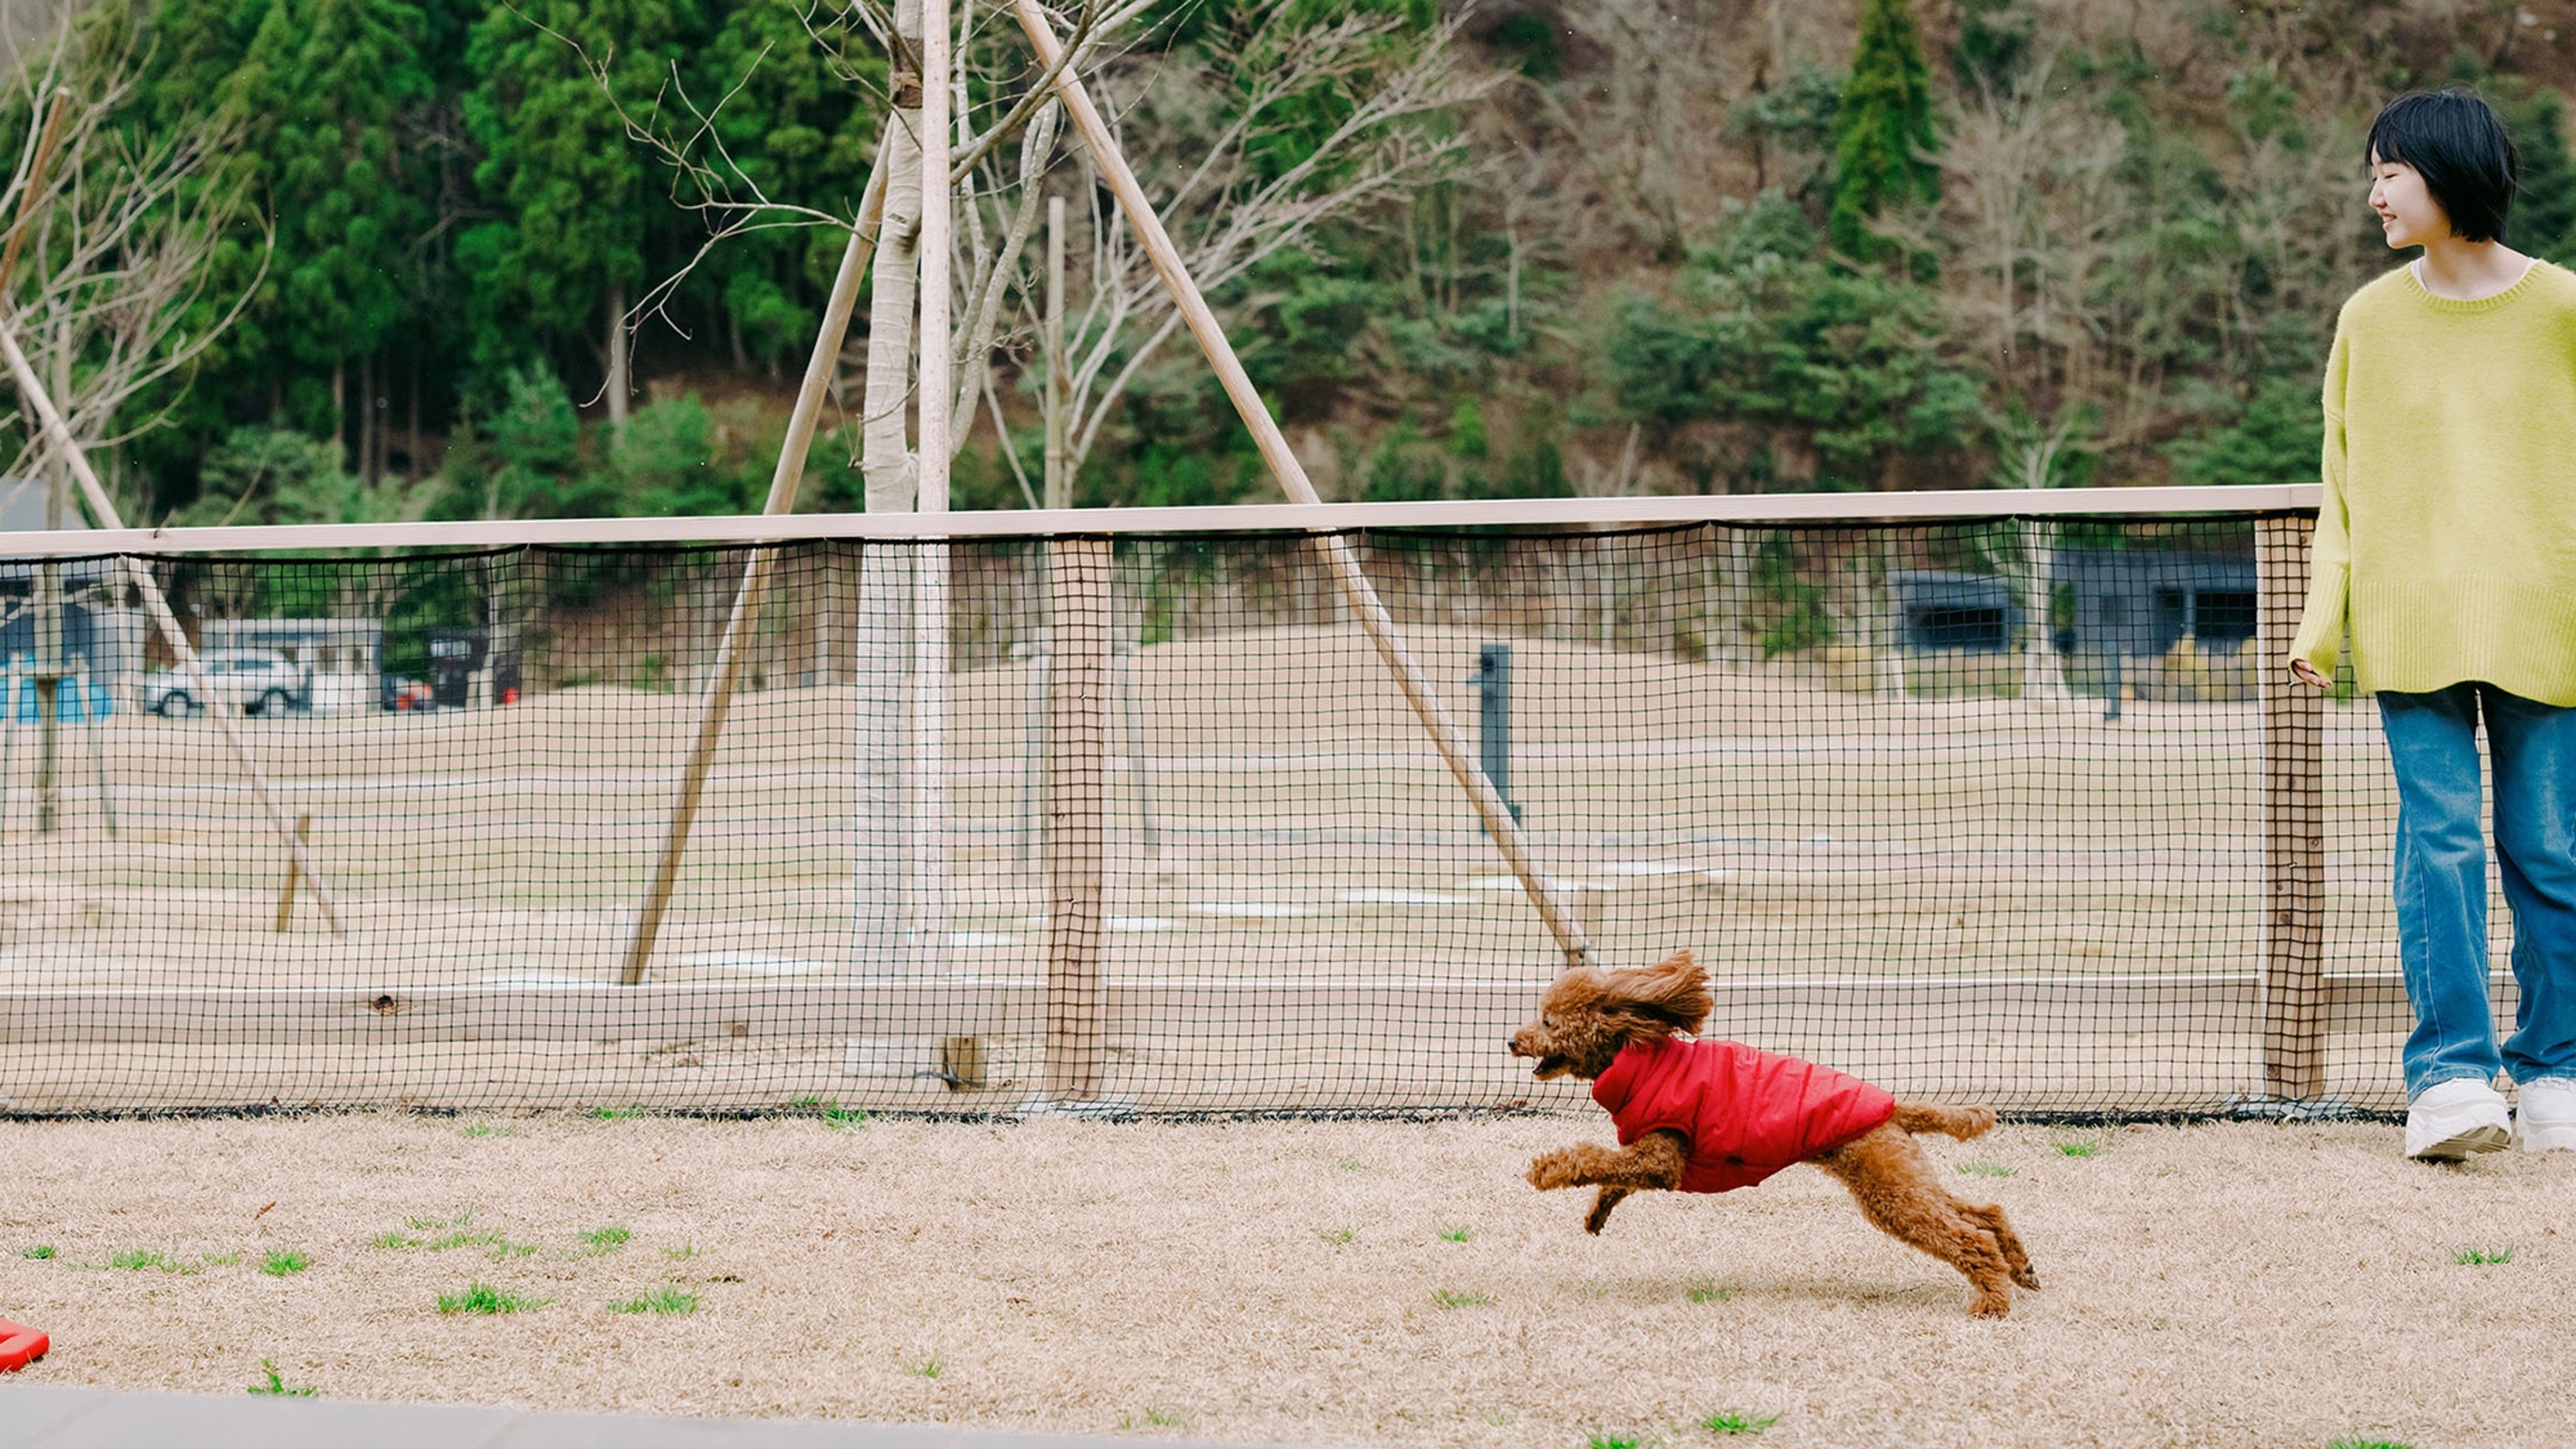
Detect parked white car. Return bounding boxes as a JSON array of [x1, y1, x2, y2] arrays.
[[141, 649, 306, 718]]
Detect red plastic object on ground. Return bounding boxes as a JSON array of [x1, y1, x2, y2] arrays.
[[0, 1316, 49, 1371]]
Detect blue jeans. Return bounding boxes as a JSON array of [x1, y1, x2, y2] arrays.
[[2378, 682, 2576, 1100]]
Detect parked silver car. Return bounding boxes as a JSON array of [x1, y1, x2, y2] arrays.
[[141, 649, 306, 718]]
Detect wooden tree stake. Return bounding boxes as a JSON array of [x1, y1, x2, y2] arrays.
[[621, 155, 892, 985], [1008, 0, 1594, 967], [0, 317, 347, 933], [275, 812, 312, 932]]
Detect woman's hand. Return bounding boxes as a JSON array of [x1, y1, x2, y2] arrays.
[[2288, 658, 2334, 690]]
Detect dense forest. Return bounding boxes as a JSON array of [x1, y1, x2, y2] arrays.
[[10, 0, 2576, 526]]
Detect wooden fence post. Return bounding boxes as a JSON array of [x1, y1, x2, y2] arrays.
[[1045, 538, 1110, 1102], [2257, 514, 2326, 1099]]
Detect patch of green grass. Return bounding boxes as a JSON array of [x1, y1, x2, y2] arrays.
[[1438, 1225, 1473, 1242], [18, 1245, 53, 1260], [1318, 1227, 1354, 1244], [911, 1356, 942, 1379], [202, 1251, 242, 1266], [260, 1250, 310, 1277], [1119, 1409, 1184, 1429], [1685, 1283, 1733, 1304], [665, 1244, 700, 1260], [246, 1358, 315, 1398], [607, 1285, 698, 1316], [1702, 1410, 1780, 1436], [109, 1250, 198, 1275], [1957, 1162, 2018, 1178], [375, 1211, 532, 1258], [2054, 1137, 2103, 1158], [822, 1103, 868, 1132], [2453, 1248, 2514, 1266], [590, 1105, 638, 1120], [580, 1225, 632, 1253], [2328, 1440, 2415, 1449], [1336, 1159, 1366, 1171], [1587, 1436, 1643, 1449], [1431, 1288, 1491, 1309], [461, 1123, 513, 1139], [438, 1282, 548, 1314]]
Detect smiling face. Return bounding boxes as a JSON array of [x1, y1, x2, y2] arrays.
[[2369, 152, 2451, 251]]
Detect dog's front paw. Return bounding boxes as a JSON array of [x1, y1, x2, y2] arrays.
[[1526, 1147, 1590, 1191]]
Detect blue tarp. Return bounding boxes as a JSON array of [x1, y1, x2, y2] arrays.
[[1, 675, 112, 723]]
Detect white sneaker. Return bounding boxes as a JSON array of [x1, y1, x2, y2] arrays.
[[2515, 1078, 2576, 1153], [2406, 1078, 2512, 1161]]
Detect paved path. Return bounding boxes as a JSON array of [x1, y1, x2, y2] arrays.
[[0, 1385, 1338, 1449]]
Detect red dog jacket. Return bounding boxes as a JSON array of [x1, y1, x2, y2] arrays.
[[1591, 1035, 1895, 1193]]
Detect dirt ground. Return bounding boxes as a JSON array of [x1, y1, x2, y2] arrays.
[[0, 1112, 2568, 1448]]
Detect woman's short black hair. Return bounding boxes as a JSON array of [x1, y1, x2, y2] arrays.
[[2367, 89, 2519, 244]]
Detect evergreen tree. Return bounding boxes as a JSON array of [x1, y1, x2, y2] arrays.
[[682, 0, 883, 373], [461, 0, 697, 426], [1828, 0, 1939, 261], [231, 0, 435, 446]]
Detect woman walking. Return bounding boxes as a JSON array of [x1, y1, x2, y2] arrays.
[[2290, 88, 2576, 1161]]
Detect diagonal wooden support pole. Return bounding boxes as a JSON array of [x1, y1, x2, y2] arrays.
[[621, 154, 893, 984], [1008, 0, 1593, 967], [0, 317, 347, 932]]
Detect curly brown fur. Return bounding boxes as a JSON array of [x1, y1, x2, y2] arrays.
[[1509, 950, 2039, 1317]]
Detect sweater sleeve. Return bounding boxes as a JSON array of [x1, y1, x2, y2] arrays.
[[2288, 329, 2351, 679]]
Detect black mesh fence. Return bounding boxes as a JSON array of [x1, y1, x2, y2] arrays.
[[0, 513, 2451, 1115]]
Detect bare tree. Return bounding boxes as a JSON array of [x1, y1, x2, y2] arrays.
[[1041, 5, 1493, 482], [0, 9, 263, 506]]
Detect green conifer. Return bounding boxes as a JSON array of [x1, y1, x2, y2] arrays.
[[1829, 0, 1940, 261]]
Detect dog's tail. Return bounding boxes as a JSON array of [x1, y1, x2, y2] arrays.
[[1890, 1103, 1997, 1141]]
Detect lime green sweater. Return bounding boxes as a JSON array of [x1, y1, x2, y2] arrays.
[[2291, 259, 2576, 707]]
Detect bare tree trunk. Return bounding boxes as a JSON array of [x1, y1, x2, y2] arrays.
[[853, 24, 925, 970], [911, 0, 955, 973], [1045, 193, 1068, 511], [406, 353, 421, 482], [605, 282, 630, 439], [330, 360, 345, 463], [359, 351, 376, 484]]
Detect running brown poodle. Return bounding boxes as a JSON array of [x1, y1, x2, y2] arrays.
[[1509, 950, 2040, 1318]]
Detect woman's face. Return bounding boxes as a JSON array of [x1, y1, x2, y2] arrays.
[[2369, 151, 2450, 250]]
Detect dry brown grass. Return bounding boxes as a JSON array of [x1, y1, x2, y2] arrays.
[[1, 1112, 2569, 1447]]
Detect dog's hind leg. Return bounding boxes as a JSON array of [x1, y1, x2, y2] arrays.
[[1962, 1200, 2039, 1290], [1889, 1103, 1997, 1141], [1584, 1186, 1632, 1236], [1816, 1122, 2019, 1318]]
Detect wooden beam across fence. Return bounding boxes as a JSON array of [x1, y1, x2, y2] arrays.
[[0, 971, 2486, 1047]]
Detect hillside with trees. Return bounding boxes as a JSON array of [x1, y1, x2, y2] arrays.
[[9, 0, 2576, 524]]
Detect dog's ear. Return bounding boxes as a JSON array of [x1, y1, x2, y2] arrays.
[[1606, 951, 1713, 1037]]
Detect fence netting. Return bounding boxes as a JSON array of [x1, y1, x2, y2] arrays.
[[0, 514, 2452, 1115]]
